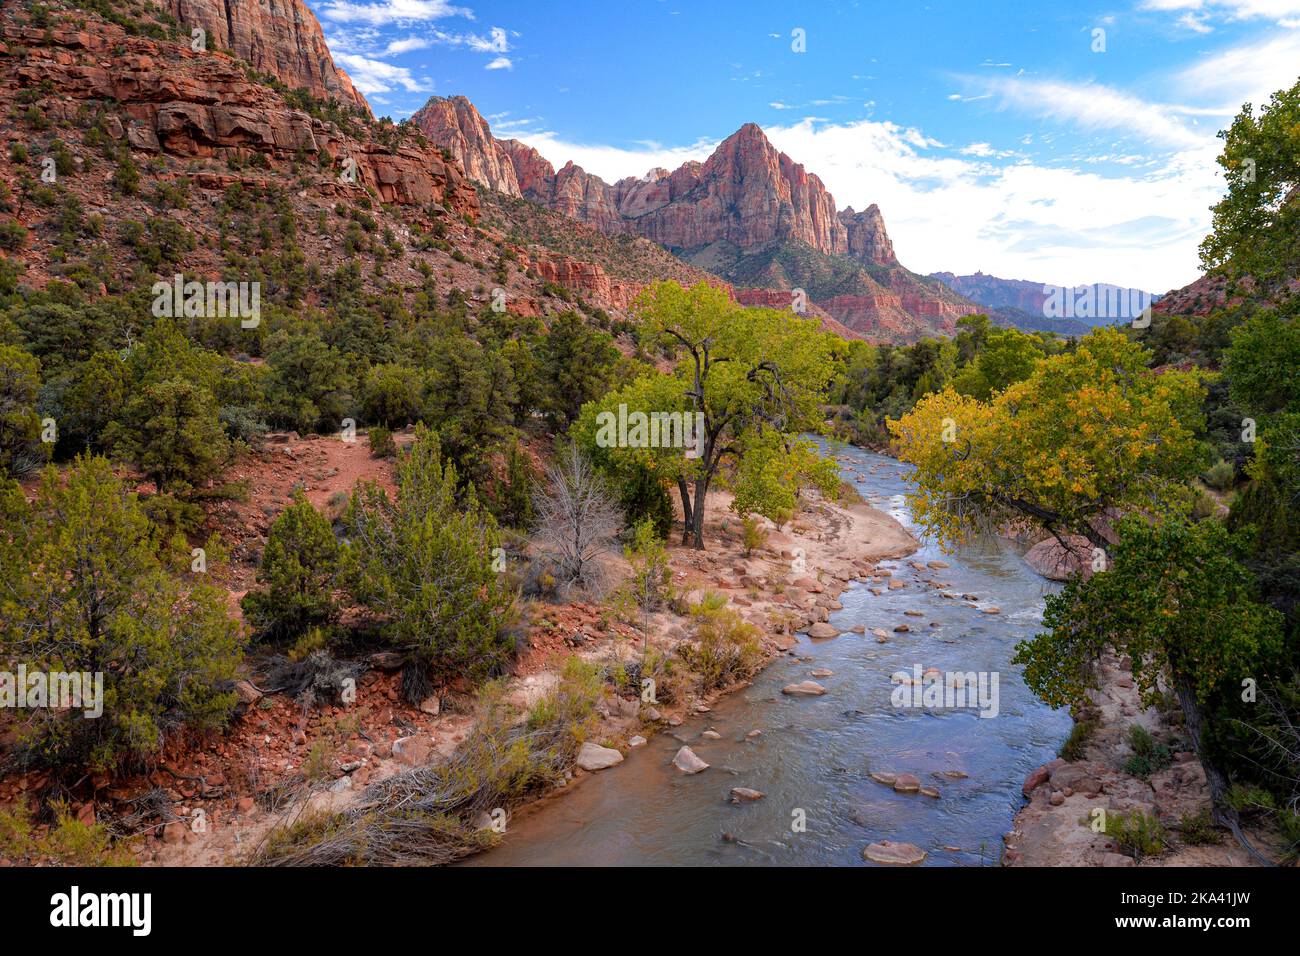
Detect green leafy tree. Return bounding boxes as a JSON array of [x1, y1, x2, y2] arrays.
[[242, 489, 339, 640], [950, 327, 1045, 401], [362, 363, 425, 427], [0, 343, 47, 476], [263, 328, 355, 433], [341, 426, 516, 698], [614, 281, 839, 548], [1015, 517, 1283, 832], [537, 311, 621, 428], [0, 457, 244, 774], [1200, 77, 1300, 284], [109, 378, 231, 495], [499, 439, 536, 529], [730, 427, 839, 527]]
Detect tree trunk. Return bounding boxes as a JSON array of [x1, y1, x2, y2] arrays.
[[677, 477, 693, 546], [1173, 679, 1232, 824], [690, 474, 710, 549]]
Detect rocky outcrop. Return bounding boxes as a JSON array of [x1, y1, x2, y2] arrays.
[[165, 0, 369, 113], [410, 96, 521, 196], [840, 205, 896, 266], [5, 24, 475, 216]]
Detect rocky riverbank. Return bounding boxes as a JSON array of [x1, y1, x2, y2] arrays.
[[1004, 651, 1277, 867], [143, 481, 917, 865]]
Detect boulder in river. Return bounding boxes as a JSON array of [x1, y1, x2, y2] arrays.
[[864, 841, 927, 865], [576, 741, 624, 771], [807, 622, 839, 639], [730, 787, 766, 803], [893, 773, 921, 793], [673, 746, 710, 774], [781, 680, 827, 697]]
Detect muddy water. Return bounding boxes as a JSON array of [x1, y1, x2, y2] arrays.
[[468, 444, 1071, 866]]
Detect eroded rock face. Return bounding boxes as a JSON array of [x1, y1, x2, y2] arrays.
[[411, 96, 521, 196], [165, 0, 370, 113], [840, 204, 896, 266], [414, 101, 892, 270], [5, 24, 477, 217]]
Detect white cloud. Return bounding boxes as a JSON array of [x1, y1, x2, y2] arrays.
[[1178, 11, 1215, 30], [1143, 0, 1300, 22], [485, 56, 513, 70], [1173, 28, 1300, 108], [319, 0, 473, 26], [515, 114, 1223, 291], [332, 53, 431, 94], [383, 36, 430, 55], [973, 76, 1207, 149]]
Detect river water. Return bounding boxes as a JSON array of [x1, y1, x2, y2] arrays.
[[468, 444, 1071, 866]]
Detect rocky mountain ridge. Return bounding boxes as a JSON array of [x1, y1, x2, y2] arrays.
[[413, 96, 976, 341]]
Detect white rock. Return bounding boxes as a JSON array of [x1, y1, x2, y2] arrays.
[[673, 746, 710, 774], [576, 741, 624, 771]]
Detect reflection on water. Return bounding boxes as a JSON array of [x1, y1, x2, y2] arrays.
[[466, 444, 1071, 866]]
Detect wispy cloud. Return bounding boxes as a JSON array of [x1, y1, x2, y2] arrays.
[[1142, 0, 1300, 25], [319, 0, 473, 26], [485, 56, 513, 70], [333, 52, 432, 94], [971, 76, 1208, 149]]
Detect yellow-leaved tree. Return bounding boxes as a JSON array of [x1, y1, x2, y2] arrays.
[[888, 327, 1206, 554]]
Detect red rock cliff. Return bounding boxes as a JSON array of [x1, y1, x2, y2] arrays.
[[165, 0, 369, 113]]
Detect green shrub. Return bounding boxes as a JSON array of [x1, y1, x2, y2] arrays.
[[741, 515, 768, 556], [678, 600, 763, 693], [1177, 808, 1223, 846], [0, 457, 244, 774], [242, 489, 339, 640], [1104, 809, 1168, 861], [0, 217, 27, 251], [0, 344, 47, 477], [368, 426, 397, 459], [1123, 724, 1173, 778], [1058, 718, 1097, 761], [341, 425, 516, 695], [1203, 457, 1235, 491]]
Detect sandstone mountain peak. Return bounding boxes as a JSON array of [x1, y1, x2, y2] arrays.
[[413, 98, 977, 340]]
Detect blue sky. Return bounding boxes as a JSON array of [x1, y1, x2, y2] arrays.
[[315, 0, 1300, 291]]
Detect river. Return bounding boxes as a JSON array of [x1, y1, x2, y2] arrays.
[[467, 443, 1071, 866]]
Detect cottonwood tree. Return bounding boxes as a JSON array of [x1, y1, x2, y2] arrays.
[[889, 327, 1205, 556], [577, 281, 839, 549], [1200, 76, 1300, 284], [531, 442, 622, 597]]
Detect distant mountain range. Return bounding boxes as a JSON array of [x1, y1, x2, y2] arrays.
[[930, 271, 1161, 336]]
